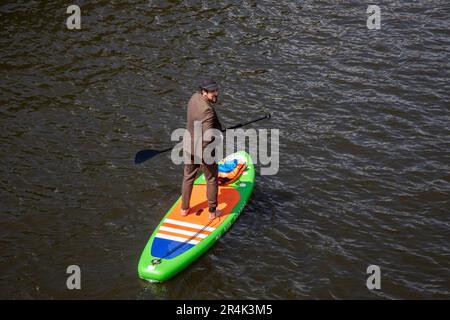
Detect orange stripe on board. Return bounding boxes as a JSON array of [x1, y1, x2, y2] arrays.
[[157, 229, 204, 243], [159, 226, 208, 239], [161, 222, 213, 235]]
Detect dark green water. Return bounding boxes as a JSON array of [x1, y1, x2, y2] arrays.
[[0, 0, 449, 299]]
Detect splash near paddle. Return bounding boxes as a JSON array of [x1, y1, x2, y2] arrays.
[[138, 151, 255, 282]]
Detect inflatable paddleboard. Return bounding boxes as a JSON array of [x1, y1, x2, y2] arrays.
[[138, 151, 255, 282]]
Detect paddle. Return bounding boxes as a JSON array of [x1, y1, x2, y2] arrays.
[[134, 113, 271, 164]]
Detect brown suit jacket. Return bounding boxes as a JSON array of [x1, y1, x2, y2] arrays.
[[185, 92, 222, 156]]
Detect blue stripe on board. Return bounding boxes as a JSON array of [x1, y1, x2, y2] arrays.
[[151, 237, 195, 259]]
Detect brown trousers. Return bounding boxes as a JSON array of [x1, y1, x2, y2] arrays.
[[181, 157, 218, 212]]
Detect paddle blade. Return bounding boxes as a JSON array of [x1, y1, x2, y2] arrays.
[[134, 149, 161, 164]]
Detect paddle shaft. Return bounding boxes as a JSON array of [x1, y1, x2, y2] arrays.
[[223, 113, 270, 131], [134, 113, 270, 163]]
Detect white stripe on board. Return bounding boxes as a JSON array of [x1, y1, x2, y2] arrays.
[[159, 226, 208, 239], [164, 218, 216, 232], [155, 233, 199, 245]]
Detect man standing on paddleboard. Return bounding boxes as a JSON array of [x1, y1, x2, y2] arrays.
[[181, 78, 223, 220]]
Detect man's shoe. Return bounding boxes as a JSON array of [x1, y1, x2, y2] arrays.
[[209, 209, 223, 220]]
